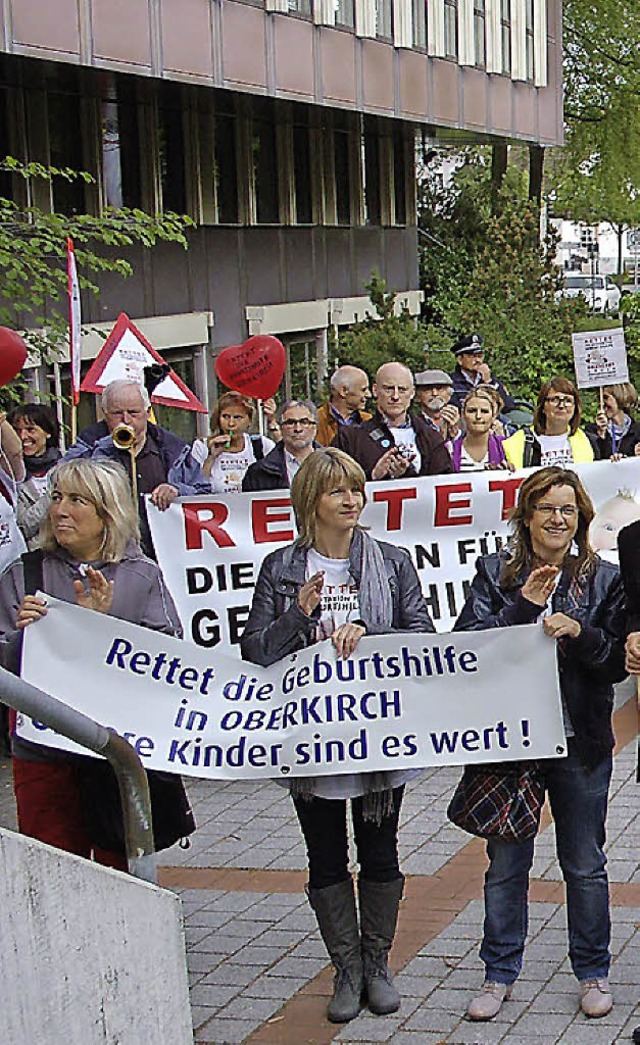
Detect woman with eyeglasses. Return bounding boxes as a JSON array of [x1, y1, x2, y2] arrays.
[[453, 466, 625, 1023], [503, 377, 598, 469], [241, 447, 433, 1024]]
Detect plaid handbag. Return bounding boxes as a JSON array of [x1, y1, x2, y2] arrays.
[[447, 761, 545, 842]]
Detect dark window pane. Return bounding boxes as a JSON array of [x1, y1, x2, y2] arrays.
[[474, 0, 486, 67], [501, 0, 511, 74], [287, 0, 312, 13], [158, 87, 186, 213], [334, 130, 351, 226], [363, 131, 381, 225], [0, 88, 12, 200], [252, 115, 279, 224], [101, 78, 141, 209], [412, 0, 427, 48], [444, 0, 458, 58], [152, 357, 198, 442], [394, 130, 406, 226], [48, 93, 85, 214], [375, 0, 392, 37], [293, 124, 312, 224], [335, 0, 355, 28], [215, 114, 239, 223]]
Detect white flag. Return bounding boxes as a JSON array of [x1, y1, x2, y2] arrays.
[[67, 236, 81, 405]]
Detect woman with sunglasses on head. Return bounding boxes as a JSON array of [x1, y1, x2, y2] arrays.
[[241, 447, 433, 1024], [503, 377, 598, 469], [453, 466, 625, 1023]]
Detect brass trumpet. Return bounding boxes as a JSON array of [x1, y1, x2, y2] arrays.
[[112, 422, 136, 450], [111, 423, 138, 510]]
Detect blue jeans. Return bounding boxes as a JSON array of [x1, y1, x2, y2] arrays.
[[480, 744, 612, 985]]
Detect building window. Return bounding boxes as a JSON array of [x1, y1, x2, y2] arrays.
[[214, 112, 239, 223], [444, 0, 458, 58], [501, 0, 511, 74], [474, 0, 486, 67], [293, 123, 313, 224], [251, 101, 280, 224], [375, 0, 393, 38], [393, 128, 406, 226], [0, 88, 12, 201], [288, 0, 312, 13], [580, 225, 597, 252], [335, 0, 355, 28], [525, 0, 534, 80], [101, 77, 142, 209], [334, 126, 352, 226], [158, 84, 186, 214], [412, 0, 427, 48], [363, 123, 381, 226]]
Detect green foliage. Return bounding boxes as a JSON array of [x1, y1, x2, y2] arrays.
[[418, 154, 586, 403], [336, 273, 428, 378], [548, 0, 640, 262], [0, 157, 194, 388]]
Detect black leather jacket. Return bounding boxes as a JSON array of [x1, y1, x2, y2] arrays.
[[241, 538, 434, 667], [453, 553, 626, 770]]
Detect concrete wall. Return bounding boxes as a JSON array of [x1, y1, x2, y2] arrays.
[[0, 827, 193, 1045]]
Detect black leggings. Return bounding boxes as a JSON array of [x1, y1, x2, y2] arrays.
[[293, 786, 404, 890]]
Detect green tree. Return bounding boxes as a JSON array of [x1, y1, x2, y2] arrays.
[[0, 158, 193, 386], [336, 274, 429, 379], [548, 0, 640, 273]]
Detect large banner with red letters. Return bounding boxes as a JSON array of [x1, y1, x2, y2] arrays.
[[148, 459, 640, 654]]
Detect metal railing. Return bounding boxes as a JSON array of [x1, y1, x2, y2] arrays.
[[0, 665, 157, 883]]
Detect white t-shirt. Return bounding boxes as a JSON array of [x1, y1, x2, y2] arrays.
[[306, 549, 360, 640], [192, 434, 274, 493], [459, 444, 488, 472], [536, 434, 573, 468], [390, 425, 422, 473]]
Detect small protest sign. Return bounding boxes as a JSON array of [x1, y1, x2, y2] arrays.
[[572, 327, 628, 389]]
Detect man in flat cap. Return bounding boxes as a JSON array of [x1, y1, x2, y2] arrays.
[[449, 334, 515, 412], [414, 369, 460, 443]]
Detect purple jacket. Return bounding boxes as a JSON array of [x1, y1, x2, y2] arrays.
[[449, 433, 506, 471]]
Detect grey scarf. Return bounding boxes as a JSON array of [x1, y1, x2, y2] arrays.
[[290, 529, 399, 822]]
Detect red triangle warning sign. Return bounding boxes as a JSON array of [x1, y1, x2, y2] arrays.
[[80, 313, 207, 413]]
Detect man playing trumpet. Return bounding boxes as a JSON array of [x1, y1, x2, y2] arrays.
[[66, 379, 208, 555]]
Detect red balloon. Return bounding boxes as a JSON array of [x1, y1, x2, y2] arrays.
[[0, 328, 27, 388], [215, 335, 286, 400]]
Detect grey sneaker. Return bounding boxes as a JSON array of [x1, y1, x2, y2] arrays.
[[466, 981, 512, 1021], [579, 978, 612, 1018]]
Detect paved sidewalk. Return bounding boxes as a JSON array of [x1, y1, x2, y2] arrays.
[[1, 688, 638, 1044]]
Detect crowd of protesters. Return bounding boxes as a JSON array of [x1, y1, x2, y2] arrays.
[[0, 331, 639, 1036]]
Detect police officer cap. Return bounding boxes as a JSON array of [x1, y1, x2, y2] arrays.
[[452, 333, 483, 356], [414, 369, 453, 388]]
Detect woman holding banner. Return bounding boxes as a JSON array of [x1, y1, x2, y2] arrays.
[[241, 447, 433, 1024], [0, 458, 182, 870], [454, 466, 625, 1022]]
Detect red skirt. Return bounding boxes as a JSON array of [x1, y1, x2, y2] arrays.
[[12, 757, 127, 872]]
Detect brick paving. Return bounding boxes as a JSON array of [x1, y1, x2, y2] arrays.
[[1, 681, 638, 1044]]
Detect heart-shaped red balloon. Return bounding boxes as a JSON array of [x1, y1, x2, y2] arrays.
[[0, 328, 27, 388], [215, 335, 286, 400]]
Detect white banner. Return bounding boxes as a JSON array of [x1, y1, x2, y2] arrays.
[[147, 459, 640, 648], [18, 597, 565, 779]]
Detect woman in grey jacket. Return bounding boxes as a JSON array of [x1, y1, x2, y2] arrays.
[[241, 448, 433, 1023], [0, 458, 182, 870]]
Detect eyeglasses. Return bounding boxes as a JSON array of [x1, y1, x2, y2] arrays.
[[533, 504, 578, 518], [545, 396, 575, 408], [280, 418, 316, 428]]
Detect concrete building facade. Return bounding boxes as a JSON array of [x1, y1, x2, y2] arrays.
[[0, 0, 562, 434]]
